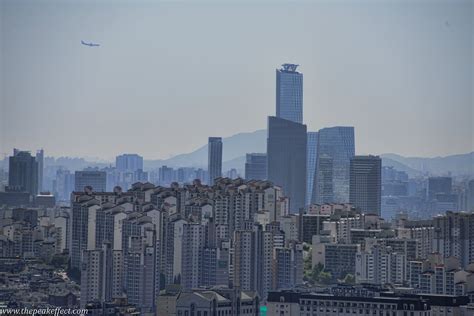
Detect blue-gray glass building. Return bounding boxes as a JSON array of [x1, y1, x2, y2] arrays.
[[74, 170, 107, 192], [267, 116, 307, 213], [8, 149, 39, 196], [313, 154, 334, 204], [208, 137, 223, 185], [349, 155, 382, 215], [115, 154, 143, 172], [312, 126, 355, 204], [245, 153, 267, 181], [306, 132, 318, 206], [276, 64, 303, 124]]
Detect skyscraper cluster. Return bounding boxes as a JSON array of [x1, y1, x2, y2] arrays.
[[266, 64, 380, 215]]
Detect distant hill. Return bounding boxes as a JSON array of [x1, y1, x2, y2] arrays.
[[380, 157, 421, 177], [381, 152, 474, 176], [143, 129, 473, 176], [144, 129, 267, 171], [2, 128, 471, 177], [144, 128, 473, 177]]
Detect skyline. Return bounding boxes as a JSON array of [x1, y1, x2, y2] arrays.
[[1, 0, 473, 160]]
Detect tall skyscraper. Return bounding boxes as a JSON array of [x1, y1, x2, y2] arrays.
[[306, 132, 318, 206], [267, 116, 307, 213], [349, 155, 382, 215], [115, 154, 143, 172], [36, 149, 44, 192], [8, 149, 39, 196], [312, 126, 355, 204], [74, 170, 107, 192], [245, 153, 267, 181], [208, 137, 223, 185], [276, 63, 303, 124]]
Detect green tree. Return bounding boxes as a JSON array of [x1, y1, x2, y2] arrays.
[[341, 273, 356, 285], [319, 271, 332, 285]]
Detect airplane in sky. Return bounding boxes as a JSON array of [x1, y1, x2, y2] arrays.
[[81, 40, 100, 47]]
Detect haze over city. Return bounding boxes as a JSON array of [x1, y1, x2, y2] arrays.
[[1, 0, 472, 160]]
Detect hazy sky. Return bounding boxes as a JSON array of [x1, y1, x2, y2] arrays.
[[1, 0, 472, 160]]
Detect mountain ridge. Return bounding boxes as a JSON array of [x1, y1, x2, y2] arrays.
[[2, 129, 471, 176]]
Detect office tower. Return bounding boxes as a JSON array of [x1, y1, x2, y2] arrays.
[[276, 63, 303, 124], [428, 177, 452, 200], [8, 149, 39, 196], [115, 154, 143, 172], [433, 211, 474, 268], [208, 137, 223, 185], [74, 170, 106, 192], [349, 155, 382, 215], [306, 132, 318, 206], [313, 126, 355, 204], [313, 155, 333, 204], [36, 149, 44, 192], [54, 169, 75, 201], [267, 116, 307, 213], [245, 153, 267, 181]]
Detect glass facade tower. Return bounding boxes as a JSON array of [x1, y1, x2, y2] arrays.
[[276, 64, 303, 124], [312, 126, 355, 204]]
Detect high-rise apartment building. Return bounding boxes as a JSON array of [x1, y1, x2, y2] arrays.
[[276, 64, 303, 124], [273, 241, 303, 290], [71, 196, 101, 269], [245, 153, 267, 181], [267, 116, 307, 213], [313, 126, 355, 204], [8, 149, 39, 196], [208, 137, 223, 185], [233, 230, 256, 292], [74, 170, 107, 192], [181, 223, 204, 289], [349, 155, 382, 215], [306, 131, 318, 206], [433, 211, 474, 268]]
